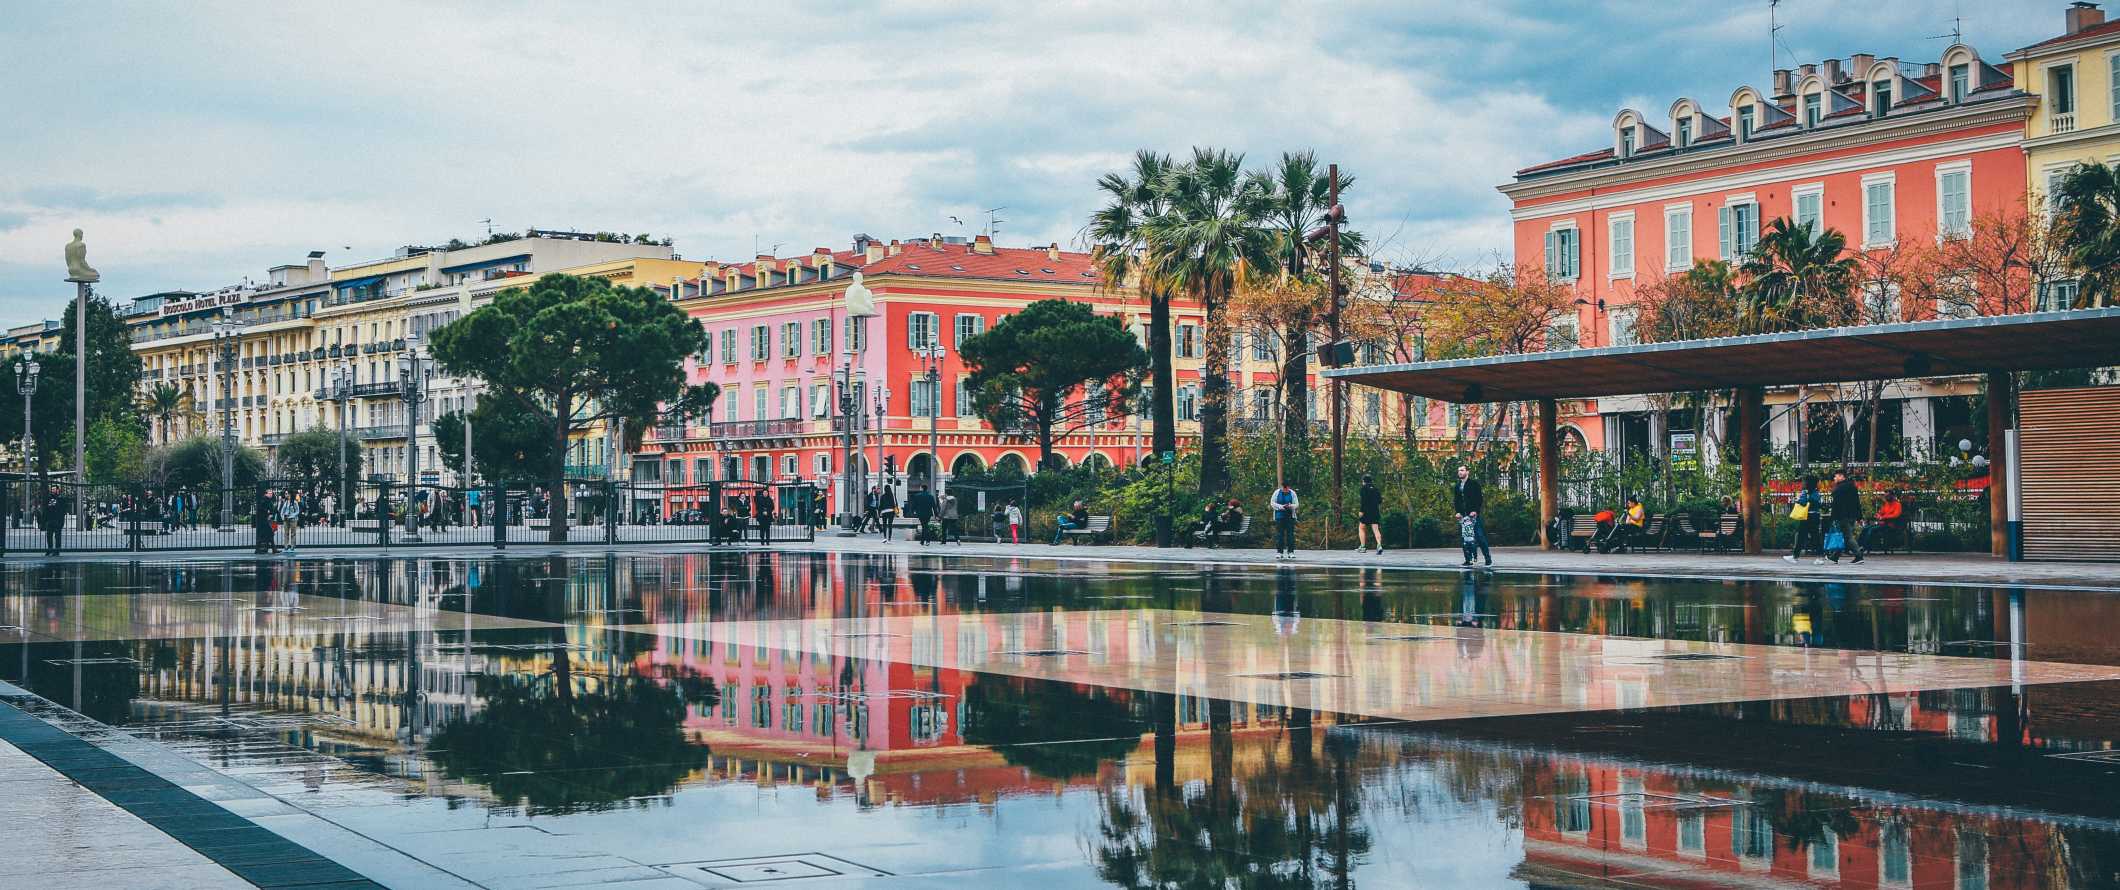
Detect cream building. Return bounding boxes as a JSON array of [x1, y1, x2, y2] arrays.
[[2012, 2, 2120, 309]]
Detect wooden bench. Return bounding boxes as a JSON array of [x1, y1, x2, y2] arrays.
[[348, 519, 384, 532], [1200, 515, 1253, 547], [1635, 514, 1668, 552], [1711, 514, 1741, 552], [1060, 514, 1114, 544], [1565, 514, 1599, 551]]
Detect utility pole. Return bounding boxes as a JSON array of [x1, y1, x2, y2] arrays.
[[1325, 164, 1347, 523]]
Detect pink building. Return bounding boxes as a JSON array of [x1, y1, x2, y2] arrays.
[[1499, 42, 2032, 461]]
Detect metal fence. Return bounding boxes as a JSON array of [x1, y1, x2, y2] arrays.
[[0, 474, 815, 555]]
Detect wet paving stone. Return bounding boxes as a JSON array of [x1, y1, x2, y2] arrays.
[[2, 551, 2120, 887]]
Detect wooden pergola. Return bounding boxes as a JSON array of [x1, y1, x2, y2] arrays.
[[1323, 308, 2120, 556]]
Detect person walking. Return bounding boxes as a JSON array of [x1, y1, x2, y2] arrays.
[[752, 487, 776, 545], [1827, 470, 1865, 564], [1004, 500, 1023, 544], [1783, 475, 1823, 563], [1270, 482, 1299, 560], [251, 486, 276, 555], [938, 492, 959, 545], [862, 486, 881, 533], [905, 484, 936, 545], [36, 487, 64, 556], [878, 484, 900, 541], [1356, 475, 1384, 555], [1452, 465, 1491, 567], [279, 492, 301, 554]]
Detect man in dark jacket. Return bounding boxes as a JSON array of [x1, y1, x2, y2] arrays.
[[252, 485, 276, 554], [36, 488, 65, 556], [1452, 465, 1491, 567], [905, 485, 937, 544], [751, 488, 775, 545], [1828, 471, 1865, 564], [1357, 476, 1384, 555]]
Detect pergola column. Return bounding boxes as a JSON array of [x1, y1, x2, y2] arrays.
[[1739, 386, 1763, 555], [1987, 371, 2014, 557], [1537, 398, 1558, 548]]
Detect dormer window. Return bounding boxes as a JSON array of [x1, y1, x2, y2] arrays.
[[1620, 128, 1636, 158], [1803, 93, 1822, 126], [1872, 80, 1892, 117], [1737, 106, 1753, 139], [1676, 118, 1692, 148], [1948, 64, 1970, 102]]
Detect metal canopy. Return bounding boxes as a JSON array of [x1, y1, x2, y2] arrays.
[[1325, 308, 2120, 403]]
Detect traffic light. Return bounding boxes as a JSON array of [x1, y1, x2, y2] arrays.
[[883, 455, 896, 476]]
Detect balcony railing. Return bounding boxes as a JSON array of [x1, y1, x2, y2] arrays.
[[2052, 112, 2076, 134], [348, 381, 402, 398], [711, 419, 804, 439], [351, 425, 406, 440], [563, 463, 609, 479]]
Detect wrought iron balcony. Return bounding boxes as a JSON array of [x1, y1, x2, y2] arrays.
[[711, 419, 804, 440], [348, 381, 402, 398], [352, 425, 406, 440]]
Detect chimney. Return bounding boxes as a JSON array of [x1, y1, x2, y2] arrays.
[[971, 234, 995, 255], [865, 242, 885, 263], [1046, 242, 1060, 261], [2069, 2, 2106, 35], [887, 239, 902, 257], [701, 261, 721, 278], [1850, 53, 1874, 76], [1822, 58, 1843, 83], [1799, 63, 1817, 80], [1772, 68, 1792, 95], [929, 232, 944, 249], [305, 251, 327, 281]]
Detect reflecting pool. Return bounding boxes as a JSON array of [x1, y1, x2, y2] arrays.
[[3, 552, 2119, 888]]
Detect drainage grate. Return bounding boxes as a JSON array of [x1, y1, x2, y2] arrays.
[[832, 632, 903, 639], [43, 657, 139, 667], [1653, 653, 1748, 662], [998, 648, 1094, 658], [306, 615, 382, 623], [1367, 634, 1455, 643], [1167, 620, 1242, 628], [1234, 671, 1342, 681], [659, 853, 891, 883], [251, 606, 305, 614]]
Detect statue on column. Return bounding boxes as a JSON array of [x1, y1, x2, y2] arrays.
[[64, 229, 99, 283], [843, 271, 876, 318]]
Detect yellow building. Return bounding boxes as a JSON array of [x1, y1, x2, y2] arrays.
[[122, 234, 694, 486], [2012, 3, 2120, 209]]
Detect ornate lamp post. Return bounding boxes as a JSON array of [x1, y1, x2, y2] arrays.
[[398, 334, 427, 540], [210, 317, 244, 529], [837, 272, 877, 531], [916, 340, 945, 501], [16, 358, 41, 479], [872, 383, 891, 506]]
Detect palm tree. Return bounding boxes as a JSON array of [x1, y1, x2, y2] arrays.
[[1089, 150, 1179, 474], [2053, 162, 2120, 308], [137, 382, 192, 445], [1256, 152, 1364, 448], [1738, 218, 1858, 333], [1145, 149, 1276, 495]]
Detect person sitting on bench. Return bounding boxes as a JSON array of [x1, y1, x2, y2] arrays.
[[1052, 501, 1091, 544], [1858, 489, 1905, 553]]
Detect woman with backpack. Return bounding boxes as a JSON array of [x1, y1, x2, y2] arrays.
[[1782, 475, 1823, 563]]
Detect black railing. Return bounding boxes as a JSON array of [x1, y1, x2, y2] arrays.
[[712, 419, 804, 439]]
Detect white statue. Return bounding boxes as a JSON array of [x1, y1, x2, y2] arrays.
[[64, 229, 99, 283], [843, 271, 876, 318]]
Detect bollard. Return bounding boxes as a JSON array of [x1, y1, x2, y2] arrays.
[[378, 481, 392, 547]]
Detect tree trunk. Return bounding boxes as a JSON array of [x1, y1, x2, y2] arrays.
[[1199, 281, 1232, 496], [1284, 318, 1310, 447], [1148, 289, 1176, 459], [548, 391, 571, 543]]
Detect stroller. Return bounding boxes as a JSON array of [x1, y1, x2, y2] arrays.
[[1588, 510, 1624, 554]]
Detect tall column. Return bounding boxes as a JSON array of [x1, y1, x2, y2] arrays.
[[73, 282, 87, 528], [1986, 371, 2013, 557], [1739, 385, 1763, 555], [1537, 398, 1558, 549]]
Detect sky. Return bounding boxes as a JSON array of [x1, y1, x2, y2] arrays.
[[0, 0, 2064, 321]]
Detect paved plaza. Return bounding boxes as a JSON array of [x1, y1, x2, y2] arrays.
[[0, 546, 2116, 887]]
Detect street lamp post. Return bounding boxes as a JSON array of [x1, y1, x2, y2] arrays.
[[16, 358, 41, 483], [916, 341, 945, 502], [398, 335, 426, 540], [835, 368, 860, 533], [210, 318, 243, 529], [872, 384, 890, 511], [314, 364, 352, 521]]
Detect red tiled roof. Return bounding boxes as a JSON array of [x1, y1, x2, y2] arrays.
[[857, 242, 1101, 284], [2017, 17, 2120, 52]]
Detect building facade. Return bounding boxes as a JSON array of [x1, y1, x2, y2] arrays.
[[2013, 2, 2120, 312], [1500, 40, 2033, 462]]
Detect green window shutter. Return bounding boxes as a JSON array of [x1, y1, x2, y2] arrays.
[[1567, 230, 1580, 278], [1543, 231, 1557, 279], [1718, 206, 1733, 260]]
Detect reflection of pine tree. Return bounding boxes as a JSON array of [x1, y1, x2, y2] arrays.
[[961, 675, 1138, 779], [427, 648, 709, 815]]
